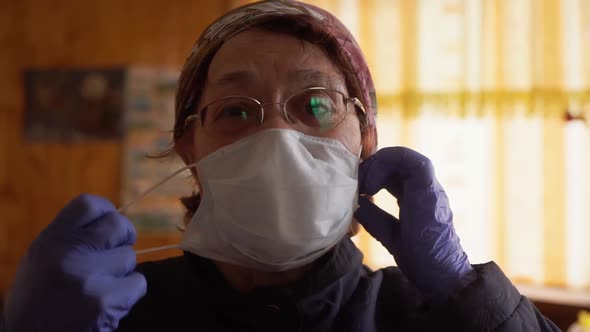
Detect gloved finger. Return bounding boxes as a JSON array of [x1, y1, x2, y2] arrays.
[[62, 246, 137, 277], [106, 272, 148, 324], [51, 194, 117, 232], [359, 147, 435, 197], [354, 196, 401, 255], [82, 272, 147, 327], [358, 150, 398, 196], [81, 212, 137, 249]]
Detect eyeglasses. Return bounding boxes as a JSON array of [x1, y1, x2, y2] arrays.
[[185, 87, 366, 136]]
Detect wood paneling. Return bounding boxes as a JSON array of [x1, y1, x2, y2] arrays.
[[0, 0, 228, 294]]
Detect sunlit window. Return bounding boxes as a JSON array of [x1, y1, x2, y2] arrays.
[[232, 0, 590, 291]]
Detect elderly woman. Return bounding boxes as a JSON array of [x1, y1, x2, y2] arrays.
[[3, 1, 558, 331]]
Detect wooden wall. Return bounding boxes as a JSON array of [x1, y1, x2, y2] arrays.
[[0, 0, 228, 295]]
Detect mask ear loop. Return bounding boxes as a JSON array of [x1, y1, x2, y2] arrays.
[[118, 162, 199, 256]]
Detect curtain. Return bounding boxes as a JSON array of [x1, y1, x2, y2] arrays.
[[228, 0, 590, 290]]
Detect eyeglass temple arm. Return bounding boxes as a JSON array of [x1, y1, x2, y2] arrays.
[[184, 114, 199, 128], [350, 97, 366, 115]]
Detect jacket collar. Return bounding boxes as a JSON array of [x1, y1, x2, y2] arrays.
[[184, 238, 364, 329]]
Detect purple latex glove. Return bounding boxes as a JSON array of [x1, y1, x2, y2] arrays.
[[4, 194, 146, 332], [355, 147, 475, 299]]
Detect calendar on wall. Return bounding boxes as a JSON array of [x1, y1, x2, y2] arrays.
[[121, 67, 193, 234]]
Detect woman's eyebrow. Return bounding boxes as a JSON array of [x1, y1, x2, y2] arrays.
[[290, 69, 340, 86], [211, 70, 257, 87], [210, 69, 340, 87]]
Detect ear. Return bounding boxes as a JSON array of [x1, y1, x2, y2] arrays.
[[174, 133, 200, 182], [175, 134, 194, 165]]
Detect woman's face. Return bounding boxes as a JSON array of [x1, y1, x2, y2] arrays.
[[177, 29, 362, 183]]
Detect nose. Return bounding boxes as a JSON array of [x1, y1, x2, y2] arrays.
[[259, 102, 292, 130]]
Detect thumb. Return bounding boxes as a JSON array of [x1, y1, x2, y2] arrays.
[[49, 194, 116, 233], [355, 196, 401, 256]]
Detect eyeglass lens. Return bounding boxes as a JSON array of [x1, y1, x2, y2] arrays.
[[201, 89, 348, 136]]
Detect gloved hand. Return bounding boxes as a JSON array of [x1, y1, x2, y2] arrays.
[[355, 147, 475, 300], [4, 194, 147, 332]]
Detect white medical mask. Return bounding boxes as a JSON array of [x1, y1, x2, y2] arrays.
[[179, 129, 360, 272]]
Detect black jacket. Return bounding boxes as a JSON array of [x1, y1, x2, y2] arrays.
[[117, 239, 559, 331]]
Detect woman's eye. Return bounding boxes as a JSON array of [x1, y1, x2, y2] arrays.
[[215, 106, 249, 121], [305, 96, 333, 118]]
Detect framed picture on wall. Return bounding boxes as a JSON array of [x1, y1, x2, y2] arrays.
[[23, 68, 125, 141]]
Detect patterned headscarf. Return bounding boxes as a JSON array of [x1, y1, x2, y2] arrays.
[[175, 0, 378, 153]]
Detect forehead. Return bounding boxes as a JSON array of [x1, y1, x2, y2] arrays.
[[206, 29, 344, 86]]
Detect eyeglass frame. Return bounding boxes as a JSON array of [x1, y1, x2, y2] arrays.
[[184, 86, 366, 134]]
